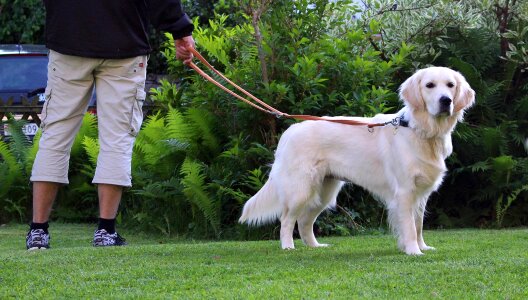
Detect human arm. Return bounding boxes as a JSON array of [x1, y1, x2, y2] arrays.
[[147, 0, 195, 62]]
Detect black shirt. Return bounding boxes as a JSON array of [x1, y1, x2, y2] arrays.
[[43, 0, 194, 58]]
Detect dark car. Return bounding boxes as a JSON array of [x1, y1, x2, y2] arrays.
[[0, 44, 158, 138], [0, 44, 50, 137]]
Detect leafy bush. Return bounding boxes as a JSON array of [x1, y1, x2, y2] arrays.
[[412, 1, 528, 228], [119, 0, 412, 237]]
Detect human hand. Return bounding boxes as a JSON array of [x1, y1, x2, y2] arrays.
[[175, 35, 195, 64]]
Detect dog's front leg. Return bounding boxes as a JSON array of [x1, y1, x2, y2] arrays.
[[415, 204, 435, 251], [390, 196, 423, 255]]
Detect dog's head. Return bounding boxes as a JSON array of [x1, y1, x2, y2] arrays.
[[398, 67, 475, 138], [399, 67, 475, 117]]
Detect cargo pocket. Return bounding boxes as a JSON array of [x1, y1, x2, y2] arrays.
[[40, 86, 53, 131], [128, 88, 146, 136]]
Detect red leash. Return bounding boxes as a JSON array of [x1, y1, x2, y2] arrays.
[[185, 46, 388, 128]]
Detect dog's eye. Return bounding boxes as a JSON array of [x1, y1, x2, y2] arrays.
[[447, 82, 455, 88], [425, 82, 435, 88]]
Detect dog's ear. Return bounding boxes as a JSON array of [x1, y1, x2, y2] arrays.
[[454, 71, 475, 112], [399, 69, 424, 111]]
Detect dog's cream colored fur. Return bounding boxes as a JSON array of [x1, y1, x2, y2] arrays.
[[239, 67, 475, 255]]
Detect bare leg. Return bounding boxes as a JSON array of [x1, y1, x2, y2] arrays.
[[32, 181, 60, 223], [98, 184, 123, 219]]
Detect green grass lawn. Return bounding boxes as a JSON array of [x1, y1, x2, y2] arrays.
[[1, 224, 527, 299]]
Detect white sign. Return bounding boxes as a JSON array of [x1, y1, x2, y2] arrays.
[[3, 123, 39, 136]]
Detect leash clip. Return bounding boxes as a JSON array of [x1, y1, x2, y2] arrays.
[[271, 112, 283, 119], [391, 117, 400, 135]]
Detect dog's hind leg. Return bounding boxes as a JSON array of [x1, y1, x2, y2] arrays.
[[280, 206, 297, 249], [279, 183, 315, 250], [298, 179, 344, 247]]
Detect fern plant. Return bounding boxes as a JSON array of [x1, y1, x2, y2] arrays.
[[496, 184, 528, 228], [0, 139, 22, 199], [126, 106, 224, 237], [180, 158, 221, 236], [0, 119, 36, 222]]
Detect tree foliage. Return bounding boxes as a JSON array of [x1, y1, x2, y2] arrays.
[[0, 0, 45, 44]]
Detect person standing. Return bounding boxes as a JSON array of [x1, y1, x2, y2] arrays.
[[26, 0, 195, 250]]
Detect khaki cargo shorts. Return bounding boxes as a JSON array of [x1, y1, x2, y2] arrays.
[[31, 50, 148, 187]]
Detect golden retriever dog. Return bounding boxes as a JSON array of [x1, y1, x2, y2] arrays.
[[239, 67, 475, 255]]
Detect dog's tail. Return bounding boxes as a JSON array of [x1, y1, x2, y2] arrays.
[[239, 179, 281, 226]]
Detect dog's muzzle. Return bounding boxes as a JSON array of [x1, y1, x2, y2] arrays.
[[438, 96, 452, 115]]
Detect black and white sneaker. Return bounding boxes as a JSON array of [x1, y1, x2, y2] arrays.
[[26, 229, 50, 250], [92, 229, 127, 247]]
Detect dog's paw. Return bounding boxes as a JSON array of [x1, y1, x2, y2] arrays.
[[403, 245, 424, 256], [304, 240, 330, 247], [281, 243, 295, 250], [405, 249, 424, 256], [310, 243, 330, 248], [420, 245, 436, 251]]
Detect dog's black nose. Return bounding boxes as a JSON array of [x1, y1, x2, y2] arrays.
[[440, 96, 452, 106]]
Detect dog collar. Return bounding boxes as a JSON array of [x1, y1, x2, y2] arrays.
[[399, 114, 409, 127]]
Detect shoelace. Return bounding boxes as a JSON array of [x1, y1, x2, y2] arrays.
[[94, 230, 125, 245], [28, 229, 48, 245], [94, 231, 110, 244]]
